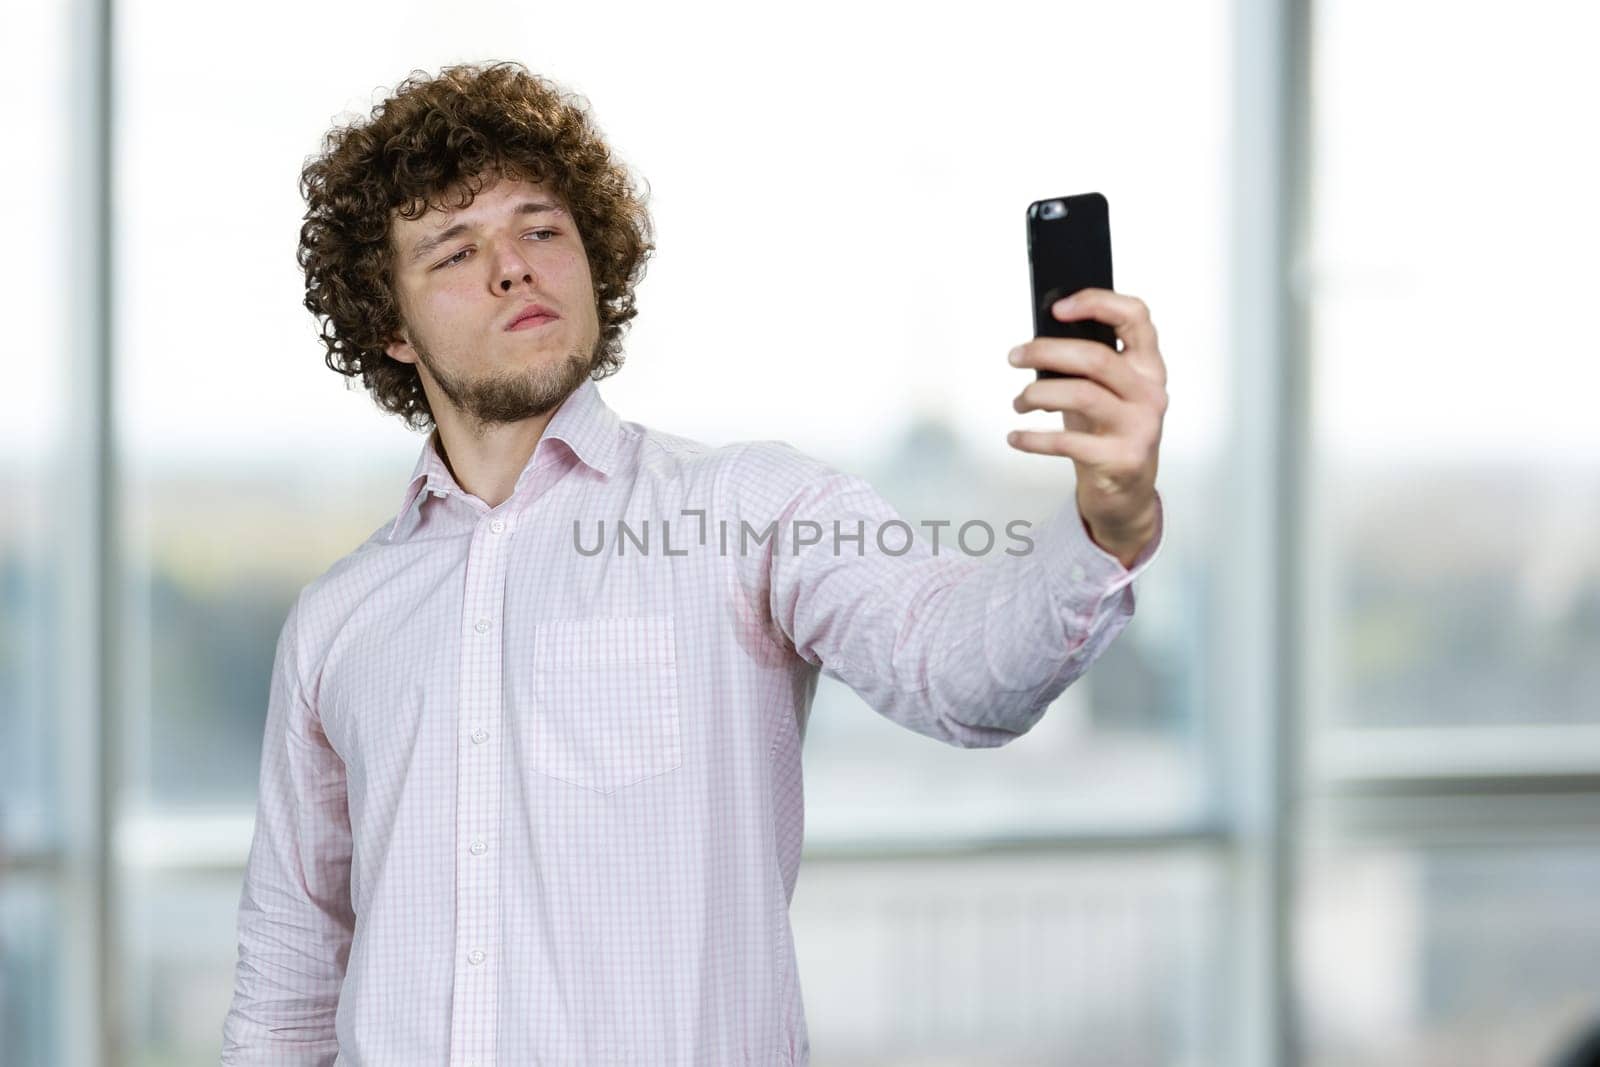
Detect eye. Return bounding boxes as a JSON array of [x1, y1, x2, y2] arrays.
[[434, 230, 558, 270]]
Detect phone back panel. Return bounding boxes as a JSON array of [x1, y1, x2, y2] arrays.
[[1027, 192, 1115, 378]]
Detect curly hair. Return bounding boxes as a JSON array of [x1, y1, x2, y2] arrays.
[[297, 61, 655, 431]]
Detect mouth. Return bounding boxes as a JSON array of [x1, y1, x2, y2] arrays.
[[507, 313, 558, 332]]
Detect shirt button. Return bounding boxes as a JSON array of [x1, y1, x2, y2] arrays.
[[469, 838, 487, 855], [490, 518, 505, 534], [471, 727, 489, 744], [1070, 563, 1087, 583], [474, 618, 490, 634], [468, 949, 485, 966]]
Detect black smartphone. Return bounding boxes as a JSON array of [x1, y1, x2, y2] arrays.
[[1026, 192, 1115, 379]]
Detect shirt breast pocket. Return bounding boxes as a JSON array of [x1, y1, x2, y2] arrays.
[[524, 613, 683, 796]]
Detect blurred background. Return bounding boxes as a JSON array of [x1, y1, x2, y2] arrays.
[[3, 0, 1599, 1064]]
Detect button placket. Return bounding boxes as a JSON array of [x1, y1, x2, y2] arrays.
[[449, 515, 509, 1063]]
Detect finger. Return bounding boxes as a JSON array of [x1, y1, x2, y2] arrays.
[[1052, 289, 1166, 386], [1013, 376, 1126, 430], [1006, 427, 1115, 465], [1009, 338, 1140, 401]]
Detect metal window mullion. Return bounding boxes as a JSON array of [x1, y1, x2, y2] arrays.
[[1221, 0, 1312, 1065], [59, 0, 119, 1062], [95, 0, 122, 1055]]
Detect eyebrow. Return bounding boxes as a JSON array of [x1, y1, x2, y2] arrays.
[[408, 200, 565, 262]]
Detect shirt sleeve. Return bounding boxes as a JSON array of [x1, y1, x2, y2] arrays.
[[721, 440, 1166, 747], [221, 590, 355, 1065]]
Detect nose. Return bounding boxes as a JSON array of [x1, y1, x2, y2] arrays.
[[493, 239, 537, 293], [498, 268, 533, 293]]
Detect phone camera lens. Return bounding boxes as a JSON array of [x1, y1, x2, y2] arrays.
[[1041, 200, 1067, 220]]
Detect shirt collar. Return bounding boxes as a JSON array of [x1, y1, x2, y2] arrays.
[[385, 376, 624, 544]]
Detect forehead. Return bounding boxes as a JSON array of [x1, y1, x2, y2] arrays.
[[390, 172, 566, 242]]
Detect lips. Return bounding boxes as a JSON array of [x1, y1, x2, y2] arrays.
[[506, 304, 559, 330]]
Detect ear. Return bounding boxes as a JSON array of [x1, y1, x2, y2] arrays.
[[383, 272, 417, 365], [385, 330, 419, 366]]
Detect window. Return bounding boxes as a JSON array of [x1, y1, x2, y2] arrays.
[[1301, 1, 1600, 1062], [109, 3, 1226, 1061], [21, 1, 1593, 1065], [1, 1, 74, 1063]]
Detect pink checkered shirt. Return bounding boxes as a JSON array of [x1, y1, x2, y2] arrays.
[[220, 375, 1165, 1065]]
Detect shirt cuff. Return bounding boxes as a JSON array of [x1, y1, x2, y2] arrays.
[[1030, 487, 1166, 625]]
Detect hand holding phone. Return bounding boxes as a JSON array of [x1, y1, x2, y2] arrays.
[[1026, 192, 1115, 380]]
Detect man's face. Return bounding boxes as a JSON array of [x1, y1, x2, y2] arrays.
[[384, 172, 603, 430]]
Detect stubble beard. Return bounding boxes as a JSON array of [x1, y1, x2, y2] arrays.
[[411, 323, 601, 437]]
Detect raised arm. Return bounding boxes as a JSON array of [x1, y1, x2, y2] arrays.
[[721, 440, 1165, 748]]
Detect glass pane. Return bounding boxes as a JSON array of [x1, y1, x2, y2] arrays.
[[793, 851, 1223, 1065], [0, 875, 60, 1067], [1309, 0, 1600, 729], [114, 9, 421, 811], [0, 0, 70, 862], [115, 0, 1231, 1060], [122, 872, 243, 1067], [1298, 843, 1600, 1067]]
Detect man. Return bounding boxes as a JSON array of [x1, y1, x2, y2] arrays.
[[221, 60, 1167, 1066]]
